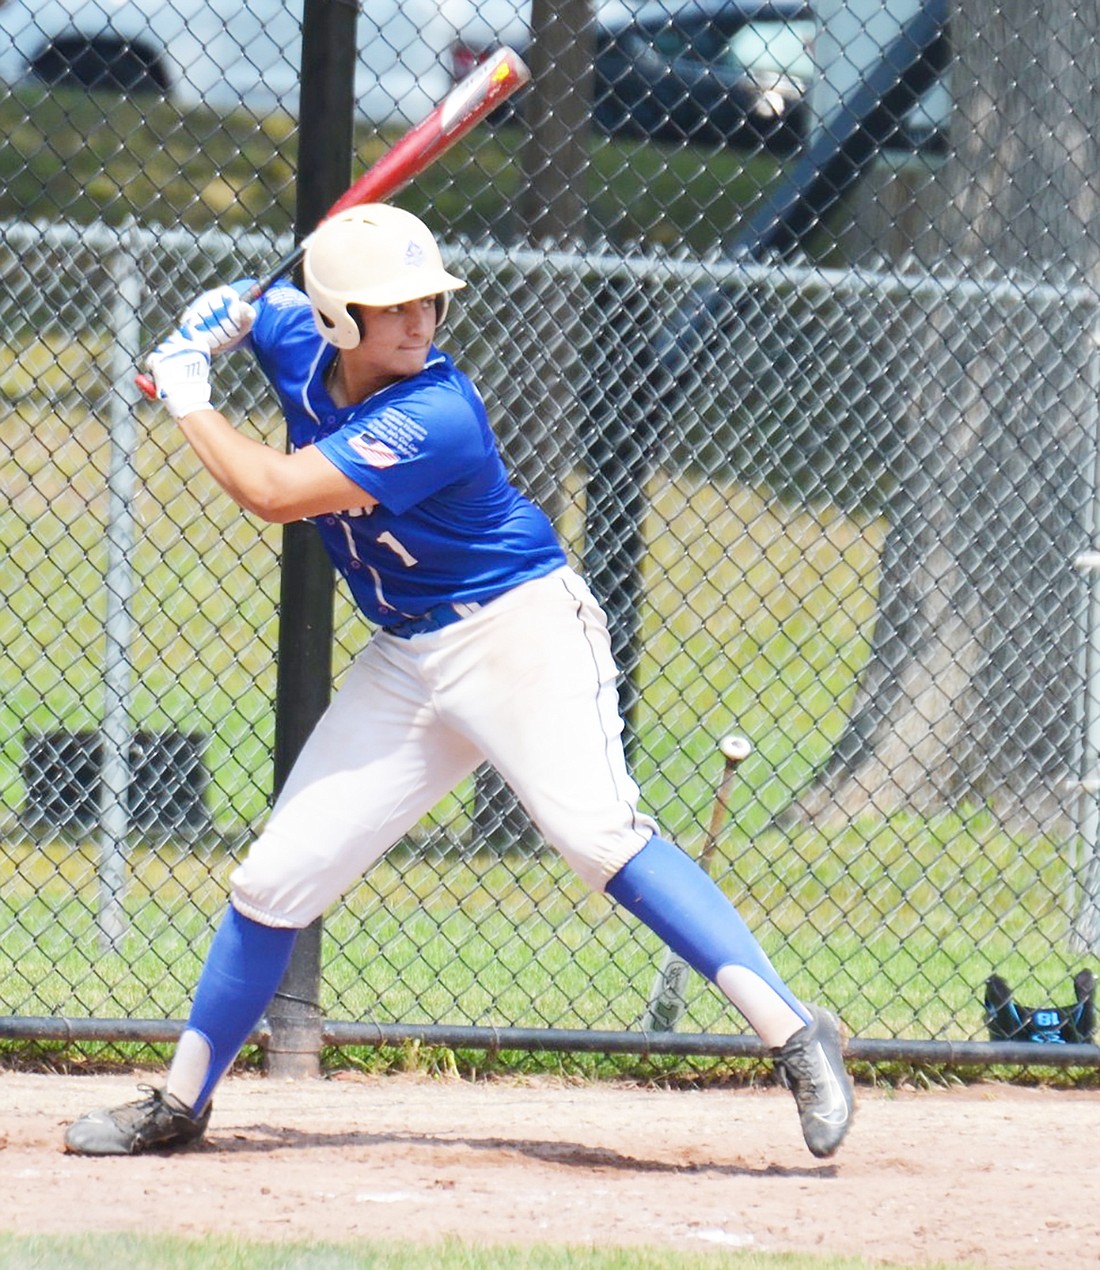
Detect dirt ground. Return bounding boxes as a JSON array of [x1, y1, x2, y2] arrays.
[[2, 1068, 1098, 1267]]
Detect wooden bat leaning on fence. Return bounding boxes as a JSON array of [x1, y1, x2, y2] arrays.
[[640, 734, 752, 1032]]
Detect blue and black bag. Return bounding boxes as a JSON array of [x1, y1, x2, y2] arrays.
[[984, 971, 1096, 1044]]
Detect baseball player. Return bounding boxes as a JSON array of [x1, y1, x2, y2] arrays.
[[64, 205, 853, 1159]]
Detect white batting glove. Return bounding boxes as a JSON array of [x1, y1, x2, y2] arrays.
[[146, 331, 213, 419], [178, 283, 256, 356]]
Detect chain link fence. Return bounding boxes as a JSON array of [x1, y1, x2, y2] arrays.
[[2, 0, 1098, 1072]]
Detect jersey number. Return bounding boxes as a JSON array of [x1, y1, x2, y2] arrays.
[[338, 521, 418, 569], [376, 531, 418, 568]]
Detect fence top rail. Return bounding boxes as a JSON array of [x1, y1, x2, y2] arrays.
[[0, 217, 284, 270], [5, 218, 1099, 316], [480, 244, 1100, 314]]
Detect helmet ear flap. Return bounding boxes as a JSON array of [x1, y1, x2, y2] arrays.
[[313, 301, 362, 350], [435, 292, 451, 326]]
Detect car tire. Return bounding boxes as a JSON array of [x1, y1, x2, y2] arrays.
[[31, 35, 169, 94]]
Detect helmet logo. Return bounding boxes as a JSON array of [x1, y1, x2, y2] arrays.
[[404, 239, 426, 268]]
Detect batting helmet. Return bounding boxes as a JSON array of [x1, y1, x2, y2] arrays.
[[302, 204, 466, 349]]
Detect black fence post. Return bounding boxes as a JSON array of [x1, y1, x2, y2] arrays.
[[264, 0, 357, 1081], [581, 278, 667, 761]]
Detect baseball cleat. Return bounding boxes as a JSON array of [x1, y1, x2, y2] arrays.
[[63, 1085, 211, 1156], [772, 1005, 854, 1158]]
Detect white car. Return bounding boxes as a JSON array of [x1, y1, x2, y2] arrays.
[[0, 0, 456, 124]]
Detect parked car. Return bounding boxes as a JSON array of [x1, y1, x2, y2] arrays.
[[595, 0, 814, 150], [0, 0, 455, 124], [446, 0, 812, 151], [445, 0, 946, 153]]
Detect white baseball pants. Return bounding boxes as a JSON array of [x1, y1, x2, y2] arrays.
[[230, 566, 658, 927]]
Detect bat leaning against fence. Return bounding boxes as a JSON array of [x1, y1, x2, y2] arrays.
[[135, 46, 530, 399], [640, 734, 752, 1033]]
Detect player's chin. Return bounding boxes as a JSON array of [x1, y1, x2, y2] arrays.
[[396, 349, 432, 376]]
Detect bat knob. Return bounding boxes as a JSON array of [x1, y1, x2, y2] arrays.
[[719, 735, 752, 763], [135, 372, 157, 400]]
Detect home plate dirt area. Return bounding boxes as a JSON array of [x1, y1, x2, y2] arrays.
[[3, 1069, 1098, 1267]]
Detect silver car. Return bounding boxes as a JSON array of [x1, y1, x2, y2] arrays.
[[0, 0, 455, 123]]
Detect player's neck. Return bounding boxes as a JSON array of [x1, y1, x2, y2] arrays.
[[327, 354, 402, 407], [325, 355, 349, 407]]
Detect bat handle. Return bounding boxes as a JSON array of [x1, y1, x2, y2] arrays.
[[132, 252, 294, 402]]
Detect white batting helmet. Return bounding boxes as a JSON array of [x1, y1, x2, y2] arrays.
[[302, 204, 466, 349]]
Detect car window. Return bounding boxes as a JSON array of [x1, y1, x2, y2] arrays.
[[615, 29, 669, 66], [648, 24, 693, 61], [624, 12, 728, 63], [676, 23, 727, 64], [725, 19, 816, 82]]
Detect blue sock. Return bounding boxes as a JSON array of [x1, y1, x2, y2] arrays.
[[606, 835, 808, 1020], [184, 906, 298, 1111]]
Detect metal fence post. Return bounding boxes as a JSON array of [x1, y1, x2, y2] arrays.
[[264, 0, 356, 1079], [1071, 320, 1100, 952], [97, 223, 143, 951]]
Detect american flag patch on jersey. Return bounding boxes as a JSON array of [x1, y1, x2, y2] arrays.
[[348, 435, 400, 468]]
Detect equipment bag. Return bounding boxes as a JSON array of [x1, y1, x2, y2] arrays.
[[984, 971, 1096, 1044]]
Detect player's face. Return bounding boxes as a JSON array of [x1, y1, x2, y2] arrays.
[[353, 297, 439, 385]]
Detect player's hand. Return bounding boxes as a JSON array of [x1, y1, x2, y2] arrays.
[[146, 331, 213, 419], [178, 283, 256, 356]]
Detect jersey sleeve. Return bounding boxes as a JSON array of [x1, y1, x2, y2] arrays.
[[248, 280, 316, 367], [315, 376, 489, 515]]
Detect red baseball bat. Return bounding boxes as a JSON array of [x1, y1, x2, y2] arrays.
[[136, 47, 529, 399]]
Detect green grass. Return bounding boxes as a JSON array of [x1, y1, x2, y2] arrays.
[[0, 455, 901, 1044], [0, 457, 882, 828], [0, 451, 1086, 1058], [0, 84, 783, 252], [0, 1233, 979, 1270], [0, 809, 1084, 1055]]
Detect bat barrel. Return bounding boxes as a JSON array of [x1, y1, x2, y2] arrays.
[[325, 47, 530, 219]]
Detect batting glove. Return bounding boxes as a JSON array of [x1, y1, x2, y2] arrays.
[[178, 282, 256, 356], [146, 331, 213, 420]]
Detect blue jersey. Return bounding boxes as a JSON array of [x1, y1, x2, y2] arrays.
[[247, 281, 566, 627]]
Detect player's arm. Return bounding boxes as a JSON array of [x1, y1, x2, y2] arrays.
[[148, 329, 376, 524], [179, 407, 376, 523]]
